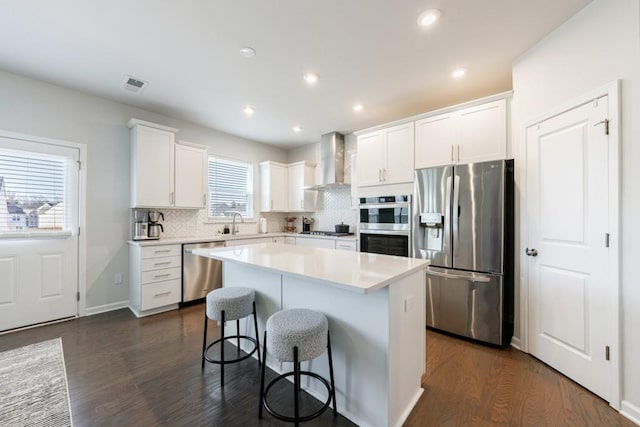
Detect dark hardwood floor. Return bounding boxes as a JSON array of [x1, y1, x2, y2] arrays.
[[0, 305, 634, 427]]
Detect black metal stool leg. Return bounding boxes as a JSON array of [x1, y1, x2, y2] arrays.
[[201, 310, 208, 369], [258, 330, 267, 419], [253, 301, 261, 367], [327, 331, 337, 417], [294, 346, 300, 427], [220, 310, 225, 388], [236, 319, 241, 353]]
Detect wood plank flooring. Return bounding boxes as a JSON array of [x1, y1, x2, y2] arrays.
[[0, 305, 634, 426]]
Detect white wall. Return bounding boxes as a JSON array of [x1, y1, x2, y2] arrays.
[[0, 69, 287, 311], [512, 0, 640, 417]]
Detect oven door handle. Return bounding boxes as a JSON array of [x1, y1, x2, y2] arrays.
[[426, 267, 491, 283], [359, 203, 410, 210], [360, 230, 410, 236]]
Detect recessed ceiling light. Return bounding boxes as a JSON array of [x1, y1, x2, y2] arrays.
[[452, 68, 466, 78], [292, 126, 302, 133], [417, 9, 441, 27], [243, 105, 255, 116], [303, 72, 320, 85], [353, 103, 364, 112], [239, 46, 256, 58]]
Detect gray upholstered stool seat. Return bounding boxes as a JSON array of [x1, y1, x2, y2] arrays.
[[266, 308, 328, 362], [206, 287, 255, 321], [202, 286, 260, 388], [259, 308, 337, 424]]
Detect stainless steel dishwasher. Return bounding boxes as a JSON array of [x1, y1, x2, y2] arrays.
[[182, 241, 225, 303]]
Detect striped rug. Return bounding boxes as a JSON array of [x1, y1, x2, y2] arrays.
[[0, 338, 72, 426]]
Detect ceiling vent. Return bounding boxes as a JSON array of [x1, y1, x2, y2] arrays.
[[122, 75, 148, 94]]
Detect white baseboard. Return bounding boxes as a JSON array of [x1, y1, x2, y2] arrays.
[[510, 336, 522, 351], [85, 301, 129, 316], [621, 400, 640, 426]]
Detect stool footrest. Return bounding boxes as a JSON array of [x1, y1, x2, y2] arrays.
[[262, 370, 332, 423], [204, 335, 259, 365]]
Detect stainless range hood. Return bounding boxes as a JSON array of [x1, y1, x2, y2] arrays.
[[309, 132, 349, 190]]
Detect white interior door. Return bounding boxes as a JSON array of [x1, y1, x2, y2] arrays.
[[526, 97, 612, 401], [0, 136, 79, 331]]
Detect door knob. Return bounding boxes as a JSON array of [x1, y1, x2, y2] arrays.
[[526, 248, 538, 257]]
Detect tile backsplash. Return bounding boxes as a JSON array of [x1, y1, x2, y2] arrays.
[[130, 186, 358, 239]]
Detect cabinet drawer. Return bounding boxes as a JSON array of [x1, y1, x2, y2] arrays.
[[140, 279, 181, 310], [142, 267, 181, 284], [336, 240, 357, 251], [142, 244, 181, 259], [142, 256, 182, 272]]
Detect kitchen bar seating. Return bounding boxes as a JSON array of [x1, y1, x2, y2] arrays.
[[259, 308, 337, 425], [201, 287, 261, 387]]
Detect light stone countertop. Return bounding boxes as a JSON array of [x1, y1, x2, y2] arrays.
[[127, 232, 357, 246], [191, 243, 429, 294]]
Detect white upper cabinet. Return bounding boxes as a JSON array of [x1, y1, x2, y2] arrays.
[[357, 122, 414, 187], [260, 161, 288, 212], [130, 120, 177, 208], [129, 119, 207, 209], [414, 98, 507, 169], [288, 161, 316, 212], [174, 141, 207, 208]]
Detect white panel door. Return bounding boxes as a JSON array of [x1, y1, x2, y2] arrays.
[[526, 97, 612, 401], [174, 143, 206, 208], [0, 136, 79, 331]]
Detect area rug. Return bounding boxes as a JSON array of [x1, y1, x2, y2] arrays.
[[0, 338, 73, 426]]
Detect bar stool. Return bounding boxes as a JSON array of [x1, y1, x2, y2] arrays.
[[259, 308, 337, 425], [201, 287, 261, 387]]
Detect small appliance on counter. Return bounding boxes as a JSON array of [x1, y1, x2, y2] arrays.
[[284, 217, 297, 233], [147, 210, 164, 239], [302, 217, 314, 233], [259, 217, 268, 234], [133, 209, 154, 240]]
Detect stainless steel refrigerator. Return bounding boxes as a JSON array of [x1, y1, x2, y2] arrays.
[[413, 159, 514, 346]]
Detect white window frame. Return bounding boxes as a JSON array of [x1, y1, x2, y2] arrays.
[[206, 156, 254, 222]]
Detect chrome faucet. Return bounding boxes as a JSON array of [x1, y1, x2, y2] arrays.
[[231, 212, 244, 235]]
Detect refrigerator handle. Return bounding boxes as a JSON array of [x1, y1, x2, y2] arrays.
[[453, 174, 460, 257], [444, 175, 452, 258]]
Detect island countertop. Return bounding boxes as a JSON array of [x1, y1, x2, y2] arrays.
[[191, 243, 429, 294]]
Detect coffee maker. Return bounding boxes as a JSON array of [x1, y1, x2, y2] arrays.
[[147, 210, 164, 239], [133, 209, 150, 240]]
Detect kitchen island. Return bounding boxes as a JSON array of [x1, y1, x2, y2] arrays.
[[191, 243, 429, 427]]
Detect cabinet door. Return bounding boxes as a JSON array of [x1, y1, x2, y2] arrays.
[[357, 131, 384, 186], [383, 123, 414, 184], [414, 113, 456, 169], [131, 125, 174, 207], [174, 143, 207, 208], [457, 99, 507, 164], [288, 163, 316, 211], [260, 162, 288, 211], [295, 237, 335, 249]]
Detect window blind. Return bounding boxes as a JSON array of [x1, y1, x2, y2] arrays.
[[207, 157, 253, 219], [0, 151, 66, 232]]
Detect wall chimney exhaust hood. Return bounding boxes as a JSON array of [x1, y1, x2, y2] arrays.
[[308, 132, 349, 190]]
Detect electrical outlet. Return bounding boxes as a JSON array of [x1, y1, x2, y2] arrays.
[[404, 295, 414, 313], [114, 273, 123, 285]]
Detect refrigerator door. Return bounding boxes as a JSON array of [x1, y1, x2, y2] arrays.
[[426, 267, 503, 345], [413, 166, 453, 268], [453, 160, 504, 273]]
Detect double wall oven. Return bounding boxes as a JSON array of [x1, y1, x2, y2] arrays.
[[359, 195, 411, 257]]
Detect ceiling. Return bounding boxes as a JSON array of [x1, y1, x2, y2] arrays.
[[0, 0, 591, 148]]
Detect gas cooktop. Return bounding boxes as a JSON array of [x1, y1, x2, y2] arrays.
[[299, 231, 354, 237]]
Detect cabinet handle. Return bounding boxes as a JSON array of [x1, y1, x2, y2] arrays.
[[154, 291, 172, 297], [451, 145, 454, 162], [153, 273, 171, 279], [457, 145, 460, 162], [300, 200, 303, 209], [203, 194, 206, 205], [383, 168, 387, 182], [378, 169, 382, 182], [170, 192, 174, 204], [270, 200, 273, 210], [154, 250, 171, 254], [154, 261, 171, 266]]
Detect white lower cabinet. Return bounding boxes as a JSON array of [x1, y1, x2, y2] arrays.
[[295, 237, 339, 249], [335, 240, 357, 251], [284, 236, 296, 245], [225, 236, 284, 246], [129, 244, 182, 317]]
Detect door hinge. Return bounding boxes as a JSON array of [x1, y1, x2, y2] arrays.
[[76, 291, 80, 302], [605, 345, 610, 361], [593, 118, 609, 135], [77, 160, 82, 171], [605, 233, 610, 247]]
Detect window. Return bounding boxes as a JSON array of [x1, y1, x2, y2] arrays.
[[207, 156, 253, 220], [0, 150, 67, 233]]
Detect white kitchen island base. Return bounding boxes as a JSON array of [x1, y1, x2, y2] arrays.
[[192, 244, 428, 427]]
